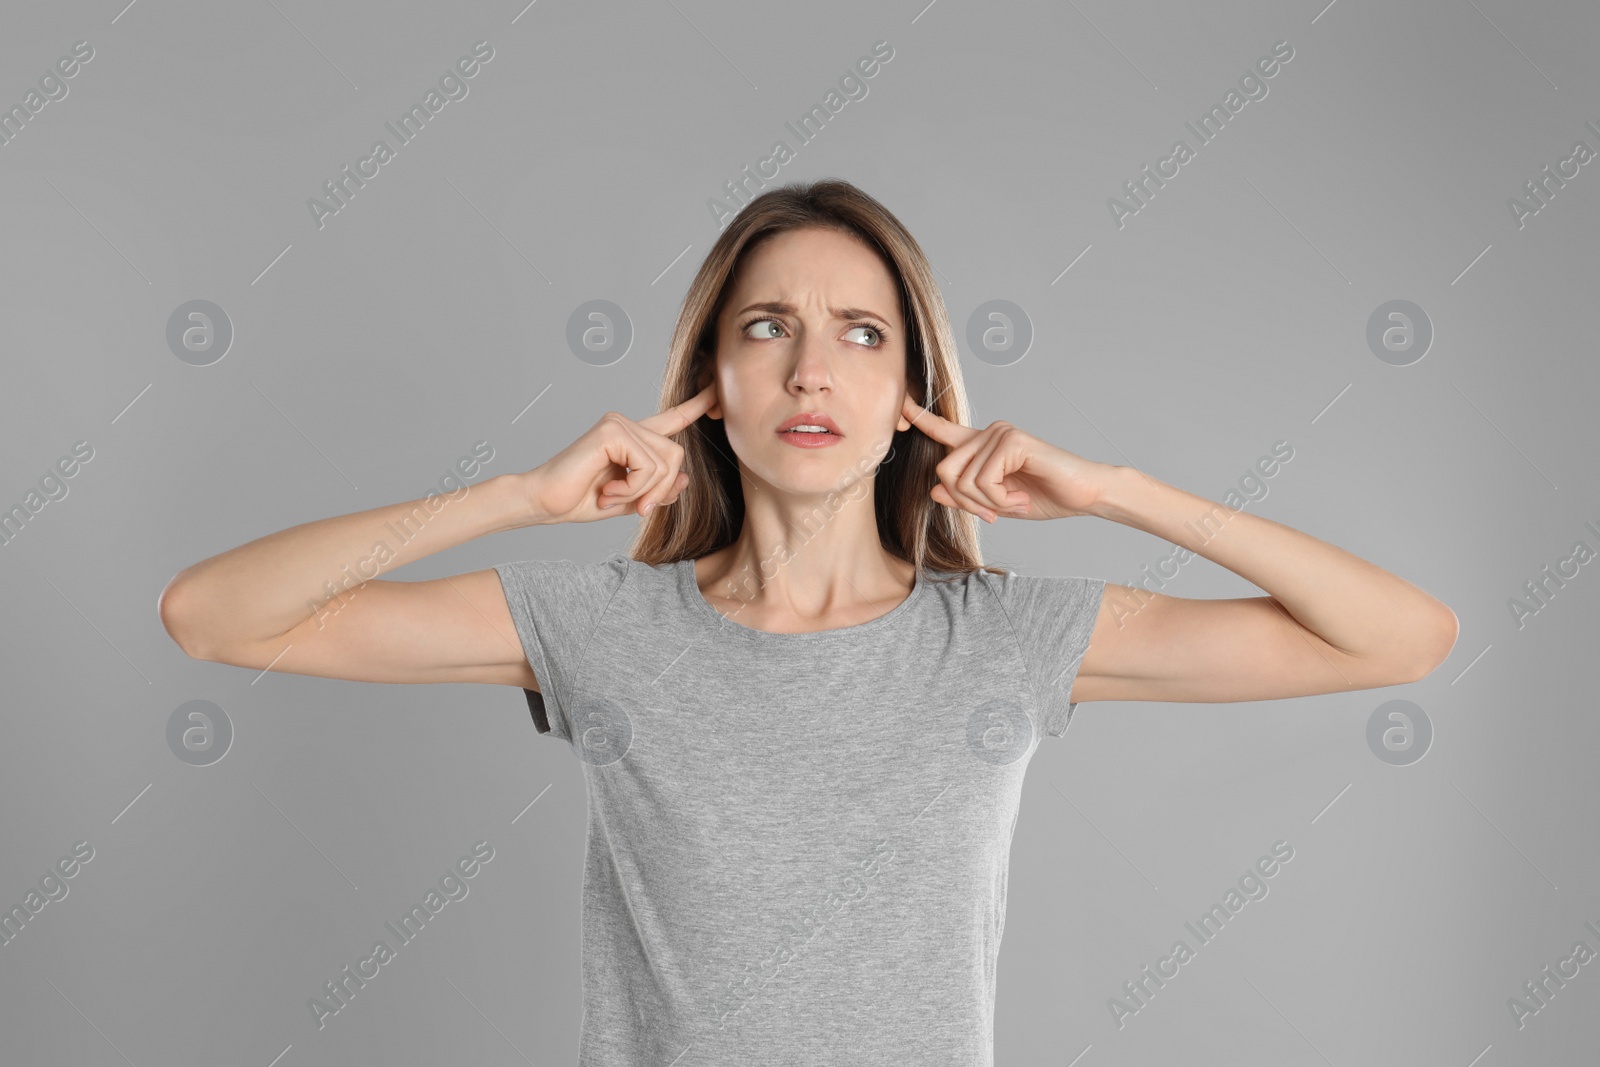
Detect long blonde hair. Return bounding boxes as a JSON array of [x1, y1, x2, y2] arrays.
[[628, 178, 1005, 580]]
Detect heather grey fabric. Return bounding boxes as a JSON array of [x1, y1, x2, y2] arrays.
[[495, 552, 1105, 1065]]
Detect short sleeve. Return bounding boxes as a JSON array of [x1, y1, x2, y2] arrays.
[[494, 554, 630, 742], [985, 570, 1106, 738]]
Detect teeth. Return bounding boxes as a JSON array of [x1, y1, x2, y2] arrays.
[[787, 426, 831, 433]]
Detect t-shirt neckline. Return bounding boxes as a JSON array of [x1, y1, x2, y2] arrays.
[[677, 557, 927, 640]]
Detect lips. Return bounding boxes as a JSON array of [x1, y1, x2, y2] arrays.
[[776, 412, 843, 436]]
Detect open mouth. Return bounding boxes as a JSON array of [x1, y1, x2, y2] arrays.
[[777, 424, 844, 446]]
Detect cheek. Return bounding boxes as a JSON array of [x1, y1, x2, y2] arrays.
[[719, 366, 757, 404], [716, 369, 774, 442]]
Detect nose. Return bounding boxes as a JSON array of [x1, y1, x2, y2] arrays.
[[786, 330, 835, 396]]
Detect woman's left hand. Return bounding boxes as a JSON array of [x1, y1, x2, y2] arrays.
[[903, 393, 1118, 523]]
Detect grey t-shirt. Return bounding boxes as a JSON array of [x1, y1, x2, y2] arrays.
[[495, 552, 1105, 1066]]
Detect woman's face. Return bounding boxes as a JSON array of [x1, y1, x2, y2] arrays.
[[705, 226, 913, 499]]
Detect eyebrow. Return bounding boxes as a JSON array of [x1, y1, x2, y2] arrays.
[[733, 301, 892, 326]]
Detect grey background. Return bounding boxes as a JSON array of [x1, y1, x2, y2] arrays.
[[2, 0, 1596, 1064]]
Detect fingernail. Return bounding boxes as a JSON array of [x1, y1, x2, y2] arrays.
[[642, 501, 655, 514]]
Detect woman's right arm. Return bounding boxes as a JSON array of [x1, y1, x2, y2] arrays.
[[157, 392, 710, 691], [157, 472, 549, 689]]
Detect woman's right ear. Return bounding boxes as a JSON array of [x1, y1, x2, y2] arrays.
[[695, 360, 723, 420]]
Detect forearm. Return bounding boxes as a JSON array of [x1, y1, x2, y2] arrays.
[[1093, 465, 1457, 664], [161, 471, 539, 652]]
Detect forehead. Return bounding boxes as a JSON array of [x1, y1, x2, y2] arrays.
[[722, 227, 901, 323]]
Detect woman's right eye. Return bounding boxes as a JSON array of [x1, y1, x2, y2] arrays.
[[741, 318, 784, 339]]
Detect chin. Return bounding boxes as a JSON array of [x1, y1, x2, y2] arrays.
[[763, 447, 862, 486]]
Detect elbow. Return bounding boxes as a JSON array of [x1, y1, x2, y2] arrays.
[[158, 575, 215, 661], [1400, 606, 1459, 684]]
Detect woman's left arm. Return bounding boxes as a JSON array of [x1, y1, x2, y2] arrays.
[[903, 395, 1460, 706], [1069, 464, 1459, 706]]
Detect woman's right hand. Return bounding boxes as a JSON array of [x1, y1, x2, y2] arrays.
[[526, 383, 718, 524]]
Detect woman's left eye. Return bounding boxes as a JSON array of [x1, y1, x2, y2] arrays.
[[846, 325, 883, 347]]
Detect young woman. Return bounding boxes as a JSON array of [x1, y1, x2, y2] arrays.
[[158, 180, 1457, 1064]]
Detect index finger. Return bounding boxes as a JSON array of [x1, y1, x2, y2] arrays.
[[641, 381, 717, 436], [903, 392, 977, 448]]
